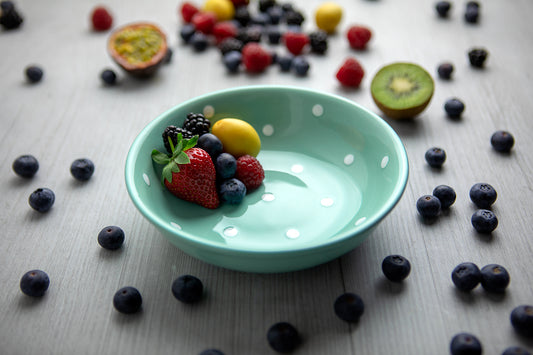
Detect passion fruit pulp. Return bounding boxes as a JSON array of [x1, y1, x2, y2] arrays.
[[107, 22, 167, 77]]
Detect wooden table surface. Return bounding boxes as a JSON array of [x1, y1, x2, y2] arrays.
[[1, 0, 532, 354]]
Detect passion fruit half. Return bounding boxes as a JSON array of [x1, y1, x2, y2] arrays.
[[107, 22, 167, 77]]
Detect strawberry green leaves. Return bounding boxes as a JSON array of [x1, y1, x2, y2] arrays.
[[151, 133, 199, 184]]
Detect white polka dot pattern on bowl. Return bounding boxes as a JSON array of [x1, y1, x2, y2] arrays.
[[312, 104, 324, 117], [143, 173, 151, 186], [203, 105, 215, 118]]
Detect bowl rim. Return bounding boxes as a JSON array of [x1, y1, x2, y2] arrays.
[[125, 85, 409, 255]]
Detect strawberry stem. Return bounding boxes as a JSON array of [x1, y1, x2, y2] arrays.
[[151, 133, 199, 184]]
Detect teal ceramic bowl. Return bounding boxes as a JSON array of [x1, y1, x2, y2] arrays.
[[125, 86, 408, 273]]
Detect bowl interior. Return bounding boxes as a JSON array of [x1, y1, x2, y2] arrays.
[[125, 86, 408, 254]]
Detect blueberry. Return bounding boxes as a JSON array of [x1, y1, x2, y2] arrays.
[[113, 286, 142, 314], [471, 209, 498, 233], [425, 147, 446, 168], [199, 350, 225, 355], [215, 153, 237, 179], [197, 133, 223, 160], [278, 55, 294, 72], [502, 346, 531, 355], [464, 7, 479, 23], [266, 322, 301, 353], [1, 1, 15, 12], [469, 182, 497, 208], [450, 333, 483, 355], [190, 32, 209, 52], [25, 65, 43, 83], [98, 226, 125, 250], [180, 24, 196, 43], [334, 292, 365, 322], [435, 1, 452, 17], [382, 255, 411, 282], [432, 185, 456, 209], [20, 269, 50, 297], [491, 130, 515, 153], [437, 62, 454, 79], [29, 188, 55, 213], [292, 56, 310, 76], [510, 305, 533, 337], [444, 98, 465, 118], [480, 264, 510, 293], [219, 178, 247, 204], [100, 69, 117, 85], [416, 195, 441, 218], [12, 154, 39, 178], [250, 12, 270, 26], [164, 48, 173, 63], [70, 158, 95, 181], [172, 274, 203, 303], [466, 1, 480, 9], [267, 6, 283, 25], [451, 262, 481, 291], [468, 48, 489, 68], [266, 25, 282, 44], [223, 50, 242, 73]]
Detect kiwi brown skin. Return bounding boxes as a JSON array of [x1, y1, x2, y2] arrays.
[[370, 62, 435, 119]]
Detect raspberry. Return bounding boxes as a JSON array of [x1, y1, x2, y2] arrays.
[[180, 2, 200, 23], [212, 21, 238, 44], [90, 6, 113, 31], [336, 57, 364, 88], [346, 25, 372, 50], [283, 32, 309, 56], [241, 43, 272, 73], [191, 11, 217, 34], [236, 155, 265, 191]]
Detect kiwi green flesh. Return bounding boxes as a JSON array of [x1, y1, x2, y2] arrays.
[[371, 63, 434, 119]]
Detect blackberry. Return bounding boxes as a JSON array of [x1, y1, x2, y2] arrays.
[[258, 0, 276, 13], [285, 10, 305, 26], [309, 30, 328, 54], [183, 112, 211, 136], [233, 6, 251, 27], [0, 4, 23, 30], [162, 125, 193, 153], [468, 48, 489, 68], [218, 37, 244, 56], [236, 26, 262, 44]]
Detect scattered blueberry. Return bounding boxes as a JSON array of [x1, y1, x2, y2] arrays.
[[278, 55, 294, 72], [510, 305, 533, 338], [215, 153, 237, 179], [450, 333, 483, 355], [100, 69, 117, 85], [471, 209, 498, 233], [20, 269, 50, 297], [70, 158, 95, 181], [502, 346, 531, 355], [113, 286, 142, 314], [432, 185, 456, 209], [266, 25, 282, 44], [0, 1, 23, 30], [466, 1, 480, 8], [172, 274, 203, 303], [197, 133, 223, 160], [382, 255, 411, 282], [292, 56, 310, 76], [199, 350, 225, 355], [164, 48, 173, 63], [267, 6, 283, 24], [464, 6, 479, 23], [469, 182, 497, 209], [180, 24, 196, 43], [12, 154, 39, 178], [451, 262, 481, 291], [468, 48, 489, 68], [435, 1, 452, 17], [416, 195, 442, 218], [190, 32, 209, 52], [29, 187, 55, 213], [25, 65, 43, 83], [266, 322, 301, 353], [98, 226, 125, 250], [480, 264, 510, 293], [223, 50, 242, 73], [425, 147, 446, 168], [219, 178, 247, 204], [437, 62, 454, 79], [334, 292, 365, 322], [491, 130, 515, 153], [444, 98, 465, 118]]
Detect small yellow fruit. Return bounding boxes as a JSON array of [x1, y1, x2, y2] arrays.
[[315, 2, 343, 34], [211, 118, 261, 158], [203, 0, 235, 22]]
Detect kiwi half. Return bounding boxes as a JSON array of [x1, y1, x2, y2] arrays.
[[370, 62, 434, 119]]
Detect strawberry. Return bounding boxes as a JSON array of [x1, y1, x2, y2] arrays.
[[91, 6, 113, 31], [152, 134, 220, 209], [283, 32, 309, 56], [346, 25, 372, 50], [241, 43, 272, 73], [180, 2, 200, 23], [336, 57, 364, 88], [235, 155, 264, 191]]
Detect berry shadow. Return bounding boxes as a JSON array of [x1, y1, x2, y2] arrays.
[[112, 308, 145, 324], [452, 288, 478, 305], [375, 277, 408, 295], [97, 246, 125, 261], [7, 175, 35, 188], [16, 293, 49, 309]]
